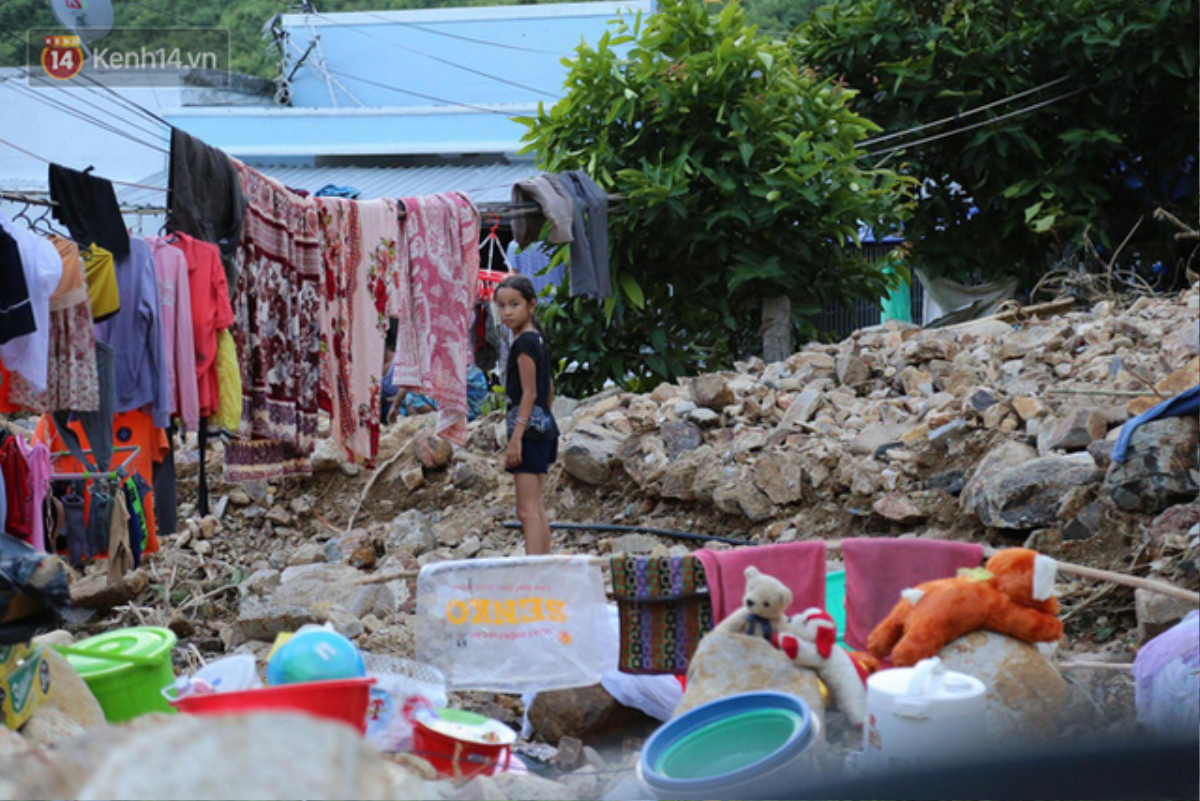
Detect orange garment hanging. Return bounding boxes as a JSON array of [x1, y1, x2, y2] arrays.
[[34, 408, 166, 556]]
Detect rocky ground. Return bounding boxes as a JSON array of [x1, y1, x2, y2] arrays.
[[7, 285, 1199, 799]]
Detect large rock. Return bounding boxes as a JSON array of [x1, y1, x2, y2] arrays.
[[562, 423, 627, 485], [1147, 503, 1200, 542], [1037, 408, 1107, 454], [19, 648, 106, 748], [660, 421, 703, 460], [937, 631, 1067, 741], [1135, 588, 1199, 644], [415, 434, 454, 471], [527, 684, 655, 745], [618, 435, 669, 490], [385, 510, 439, 556], [70, 571, 150, 611], [752, 451, 807, 506], [692, 375, 735, 411], [713, 475, 775, 521], [233, 597, 319, 644], [8, 713, 432, 800], [969, 456, 1100, 530], [675, 630, 824, 724], [777, 389, 823, 429], [961, 441, 1038, 519], [1105, 417, 1200, 513], [274, 564, 397, 618], [836, 353, 871, 387]]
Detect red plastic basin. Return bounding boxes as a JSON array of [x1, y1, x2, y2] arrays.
[[171, 677, 375, 734]]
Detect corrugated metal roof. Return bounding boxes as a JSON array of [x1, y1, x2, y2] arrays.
[[117, 161, 536, 207]]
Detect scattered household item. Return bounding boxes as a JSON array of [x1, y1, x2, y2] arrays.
[[1133, 610, 1199, 738], [773, 608, 871, 727], [267, 626, 365, 686], [861, 657, 987, 773], [0, 533, 71, 645], [0, 642, 50, 730], [601, 670, 685, 723], [867, 548, 1062, 667], [825, 570, 847, 646], [695, 541, 827, 623], [408, 703, 517, 780], [712, 566, 792, 641], [59, 625, 176, 722], [611, 554, 713, 676], [842, 538, 984, 650], [416, 556, 613, 693], [639, 691, 818, 800], [167, 654, 262, 701], [361, 653, 448, 752], [171, 677, 376, 734]]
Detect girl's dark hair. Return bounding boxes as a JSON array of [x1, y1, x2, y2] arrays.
[[496, 273, 537, 303], [495, 273, 549, 343]]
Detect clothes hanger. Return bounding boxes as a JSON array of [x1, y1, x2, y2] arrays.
[[478, 213, 511, 274]]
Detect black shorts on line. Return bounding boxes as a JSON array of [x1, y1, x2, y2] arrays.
[[506, 437, 558, 474]]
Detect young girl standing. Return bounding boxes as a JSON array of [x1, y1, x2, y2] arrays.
[[494, 274, 558, 556]]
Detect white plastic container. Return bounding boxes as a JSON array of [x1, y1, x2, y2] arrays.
[[194, 654, 263, 693], [862, 657, 987, 774]]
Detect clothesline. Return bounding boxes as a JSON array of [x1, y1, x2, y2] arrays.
[[0, 190, 168, 216]]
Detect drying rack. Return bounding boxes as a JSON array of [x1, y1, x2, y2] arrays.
[[48, 445, 140, 483]]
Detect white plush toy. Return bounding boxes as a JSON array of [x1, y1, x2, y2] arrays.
[[772, 607, 869, 728]]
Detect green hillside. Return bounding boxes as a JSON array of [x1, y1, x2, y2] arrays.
[[0, 0, 820, 80]]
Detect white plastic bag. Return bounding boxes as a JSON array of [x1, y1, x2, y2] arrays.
[[362, 654, 448, 752], [416, 556, 611, 693], [1133, 610, 1199, 737]]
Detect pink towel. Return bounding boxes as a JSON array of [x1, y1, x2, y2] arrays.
[[695, 542, 827, 624], [842, 538, 984, 650]]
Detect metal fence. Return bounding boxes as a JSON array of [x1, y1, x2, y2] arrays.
[[807, 243, 926, 340]]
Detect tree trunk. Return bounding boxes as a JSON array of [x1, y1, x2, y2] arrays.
[[761, 295, 793, 363]]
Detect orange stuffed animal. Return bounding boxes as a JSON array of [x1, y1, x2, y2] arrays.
[[867, 548, 1063, 667]]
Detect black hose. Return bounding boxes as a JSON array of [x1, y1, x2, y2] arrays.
[[500, 520, 753, 547]]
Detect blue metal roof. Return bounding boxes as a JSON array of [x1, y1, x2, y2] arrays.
[[280, 2, 653, 109]]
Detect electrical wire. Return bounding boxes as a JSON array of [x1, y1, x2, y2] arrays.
[[1, 71, 170, 143], [858, 75, 1072, 148], [0, 133, 167, 192], [1, 80, 170, 154], [0, 133, 52, 164], [0, 28, 176, 130], [315, 10, 564, 55], [324, 66, 531, 116], [863, 87, 1086, 160], [308, 11, 561, 98]]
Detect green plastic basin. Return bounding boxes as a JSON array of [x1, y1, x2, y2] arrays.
[[655, 708, 804, 780]]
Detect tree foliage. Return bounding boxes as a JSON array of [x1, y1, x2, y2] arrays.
[[520, 0, 911, 396], [796, 0, 1199, 283]]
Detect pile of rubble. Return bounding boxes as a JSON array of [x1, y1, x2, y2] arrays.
[[557, 291, 1199, 576], [28, 286, 1196, 800]]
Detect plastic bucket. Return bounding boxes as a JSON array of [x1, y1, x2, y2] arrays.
[[410, 707, 515, 780], [826, 570, 847, 646], [170, 677, 375, 734], [639, 691, 817, 800], [61, 626, 177, 723]]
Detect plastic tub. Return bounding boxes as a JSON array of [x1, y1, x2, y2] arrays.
[[639, 691, 817, 800], [410, 707, 516, 780], [826, 570, 847, 646], [61, 626, 177, 723], [171, 677, 375, 734]]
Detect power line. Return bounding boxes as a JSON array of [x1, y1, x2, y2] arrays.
[[308, 12, 561, 99], [0, 134, 167, 192], [312, 11, 564, 55], [1, 80, 170, 154], [859, 76, 1072, 149], [863, 87, 1087, 160], [324, 66, 530, 116]]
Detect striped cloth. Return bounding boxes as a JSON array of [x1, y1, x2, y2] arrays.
[[611, 555, 713, 675]]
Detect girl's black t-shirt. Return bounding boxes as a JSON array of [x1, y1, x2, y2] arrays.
[[506, 331, 553, 417]]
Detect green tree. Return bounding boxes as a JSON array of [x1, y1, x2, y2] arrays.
[[796, 0, 1199, 284], [520, 0, 911, 395]]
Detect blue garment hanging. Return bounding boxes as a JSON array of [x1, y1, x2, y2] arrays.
[[1112, 386, 1200, 464]]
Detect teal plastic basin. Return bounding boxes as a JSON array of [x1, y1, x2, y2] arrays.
[[655, 708, 804, 780]]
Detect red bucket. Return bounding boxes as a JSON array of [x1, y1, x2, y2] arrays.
[[408, 705, 514, 780], [171, 677, 375, 734]]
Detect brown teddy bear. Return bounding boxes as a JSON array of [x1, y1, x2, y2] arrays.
[[867, 548, 1063, 667], [712, 566, 792, 641]]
